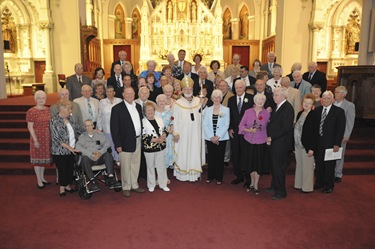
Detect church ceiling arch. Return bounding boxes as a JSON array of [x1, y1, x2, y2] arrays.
[[0, 0, 32, 24]]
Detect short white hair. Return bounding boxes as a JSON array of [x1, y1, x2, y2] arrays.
[[34, 90, 46, 101], [322, 90, 334, 98], [253, 93, 266, 103], [146, 60, 157, 67], [163, 84, 173, 92], [292, 70, 302, 77], [211, 89, 223, 101], [138, 86, 150, 95], [274, 87, 287, 98], [156, 94, 167, 103]]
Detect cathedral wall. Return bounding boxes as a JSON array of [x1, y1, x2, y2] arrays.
[[51, 0, 82, 78]]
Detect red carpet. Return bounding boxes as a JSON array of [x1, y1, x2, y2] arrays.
[[0, 173, 374, 249]]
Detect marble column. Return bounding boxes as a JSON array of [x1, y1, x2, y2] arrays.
[[126, 17, 132, 39], [308, 23, 323, 62], [331, 25, 343, 58], [231, 18, 239, 40], [269, 0, 277, 36], [86, 0, 93, 26], [19, 24, 31, 58], [39, 22, 56, 93], [358, 0, 375, 65]]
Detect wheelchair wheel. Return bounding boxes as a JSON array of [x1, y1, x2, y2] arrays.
[[79, 187, 92, 200]]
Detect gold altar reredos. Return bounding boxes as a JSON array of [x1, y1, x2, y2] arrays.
[[139, 0, 224, 68]]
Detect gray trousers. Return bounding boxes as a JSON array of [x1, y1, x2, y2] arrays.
[[81, 152, 114, 180], [335, 142, 347, 178]]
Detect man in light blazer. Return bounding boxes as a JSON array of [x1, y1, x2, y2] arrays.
[[280, 76, 301, 123], [334, 86, 355, 183], [290, 70, 312, 99], [66, 63, 91, 101], [110, 87, 144, 197], [314, 91, 345, 194], [73, 85, 99, 127], [228, 80, 254, 184], [303, 62, 327, 92], [266, 87, 294, 200]]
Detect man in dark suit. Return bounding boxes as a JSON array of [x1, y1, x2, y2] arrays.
[[195, 66, 214, 99], [110, 50, 132, 77], [302, 62, 327, 92], [176, 62, 199, 95], [232, 66, 256, 95], [66, 63, 91, 101], [228, 80, 254, 184], [110, 87, 144, 197], [314, 91, 345, 193], [266, 87, 294, 200], [260, 51, 281, 79], [107, 64, 124, 99]]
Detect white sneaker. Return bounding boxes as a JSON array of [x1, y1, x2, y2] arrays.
[[162, 187, 170, 192], [148, 187, 155, 192]]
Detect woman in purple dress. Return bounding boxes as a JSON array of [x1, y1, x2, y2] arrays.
[[239, 93, 270, 195]]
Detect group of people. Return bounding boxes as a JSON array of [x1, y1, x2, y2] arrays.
[[26, 50, 355, 200]]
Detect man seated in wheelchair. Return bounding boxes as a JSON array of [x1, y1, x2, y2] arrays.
[[76, 119, 121, 191]]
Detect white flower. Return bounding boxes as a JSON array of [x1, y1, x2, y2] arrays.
[[219, 112, 224, 118], [244, 98, 248, 103]]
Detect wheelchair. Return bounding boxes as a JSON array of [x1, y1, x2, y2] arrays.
[[73, 150, 122, 200]]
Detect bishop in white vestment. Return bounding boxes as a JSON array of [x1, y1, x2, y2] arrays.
[[173, 77, 203, 181]]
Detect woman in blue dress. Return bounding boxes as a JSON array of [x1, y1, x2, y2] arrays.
[[155, 94, 174, 170]]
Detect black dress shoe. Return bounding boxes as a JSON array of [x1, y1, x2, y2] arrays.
[[335, 177, 342, 183], [272, 195, 286, 200], [65, 188, 75, 193], [266, 187, 275, 193], [231, 178, 244, 185], [323, 188, 333, 194], [42, 181, 51, 185], [37, 184, 45, 189], [59, 192, 66, 197], [314, 184, 322, 190]]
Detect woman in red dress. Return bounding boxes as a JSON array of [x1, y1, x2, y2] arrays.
[[26, 90, 52, 188]]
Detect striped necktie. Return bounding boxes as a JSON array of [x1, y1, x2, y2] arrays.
[[319, 108, 327, 136], [237, 97, 242, 113], [87, 98, 93, 121], [116, 76, 121, 88]]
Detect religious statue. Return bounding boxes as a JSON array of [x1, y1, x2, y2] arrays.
[[115, 10, 124, 39], [167, 1, 173, 21], [132, 12, 140, 39], [240, 11, 249, 39], [191, 1, 197, 22], [223, 14, 231, 39], [346, 11, 361, 54]]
